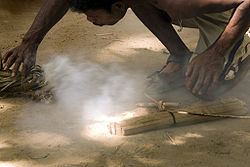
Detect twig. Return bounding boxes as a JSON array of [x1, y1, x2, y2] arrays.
[[175, 110, 250, 119], [144, 93, 159, 105], [27, 153, 49, 160], [95, 33, 113, 36], [166, 132, 177, 145]]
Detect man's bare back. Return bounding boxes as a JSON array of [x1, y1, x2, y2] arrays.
[[151, 0, 243, 19]]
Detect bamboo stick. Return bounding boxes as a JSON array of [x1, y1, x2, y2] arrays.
[[109, 98, 249, 136]]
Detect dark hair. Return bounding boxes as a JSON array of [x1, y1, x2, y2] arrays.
[[68, 0, 120, 13]]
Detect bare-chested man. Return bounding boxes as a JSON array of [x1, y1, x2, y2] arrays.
[[2, 0, 250, 97]]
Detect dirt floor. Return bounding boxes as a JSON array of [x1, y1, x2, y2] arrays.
[[0, 1, 250, 167]]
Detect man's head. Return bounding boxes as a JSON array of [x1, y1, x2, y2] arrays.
[[69, 0, 128, 26]]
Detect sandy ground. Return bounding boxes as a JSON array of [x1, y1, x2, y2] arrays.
[[0, 1, 250, 167]]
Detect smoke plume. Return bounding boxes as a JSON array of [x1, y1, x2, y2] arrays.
[[43, 56, 145, 121]]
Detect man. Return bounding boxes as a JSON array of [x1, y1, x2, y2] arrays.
[[2, 0, 250, 97]]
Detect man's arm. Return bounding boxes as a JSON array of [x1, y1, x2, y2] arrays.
[[186, 0, 250, 96], [2, 0, 70, 77], [130, 2, 191, 60], [211, 0, 250, 56]]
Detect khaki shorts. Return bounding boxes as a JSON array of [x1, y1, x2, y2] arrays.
[[172, 9, 250, 80]]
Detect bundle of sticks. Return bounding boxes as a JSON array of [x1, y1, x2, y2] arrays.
[[0, 61, 54, 103], [109, 96, 249, 136]]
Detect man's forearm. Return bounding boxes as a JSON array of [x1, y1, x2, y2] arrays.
[[212, 0, 250, 56], [22, 0, 70, 46], [131, 2, 191, 58]]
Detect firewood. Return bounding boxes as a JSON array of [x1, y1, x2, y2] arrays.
[[108, 98, 249, 136]]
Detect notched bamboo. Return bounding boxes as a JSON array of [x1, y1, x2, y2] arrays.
[[108, 98, 249, 136]]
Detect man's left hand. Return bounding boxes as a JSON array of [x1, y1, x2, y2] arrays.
[[185, 49, 225, 96]]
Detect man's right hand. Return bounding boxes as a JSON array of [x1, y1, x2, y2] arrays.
[[2, 43, 37, 78]]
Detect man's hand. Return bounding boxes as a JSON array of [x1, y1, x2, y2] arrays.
[[2, 43, 37, 78], [185, 50, 225, 96], [1, 0, 69, 79]]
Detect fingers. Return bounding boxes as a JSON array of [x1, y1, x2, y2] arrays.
[[185, 61, 194, 77], [191, 71, 220, 96], [4, 54, 17, 70], [2, 50, 26, 77], [186, 67, 217, 96], [185, 51, 225, 97], [192, 69, 205, 94], [186, 65, 199, 91], [198, 72, 213, 96], [11, 58, 22, 77], [211, 72, 221, 88], [2, 46, 37, 78], [2, 50, 13, 64]]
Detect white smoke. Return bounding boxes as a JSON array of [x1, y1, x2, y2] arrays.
[[43, 56, 145, 121]]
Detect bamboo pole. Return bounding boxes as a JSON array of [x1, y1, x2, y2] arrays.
[[108, 98, 249, 136]]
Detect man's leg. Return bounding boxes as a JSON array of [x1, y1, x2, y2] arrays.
[[156, 18, 198, 80], [223, 31, 250, 81]]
